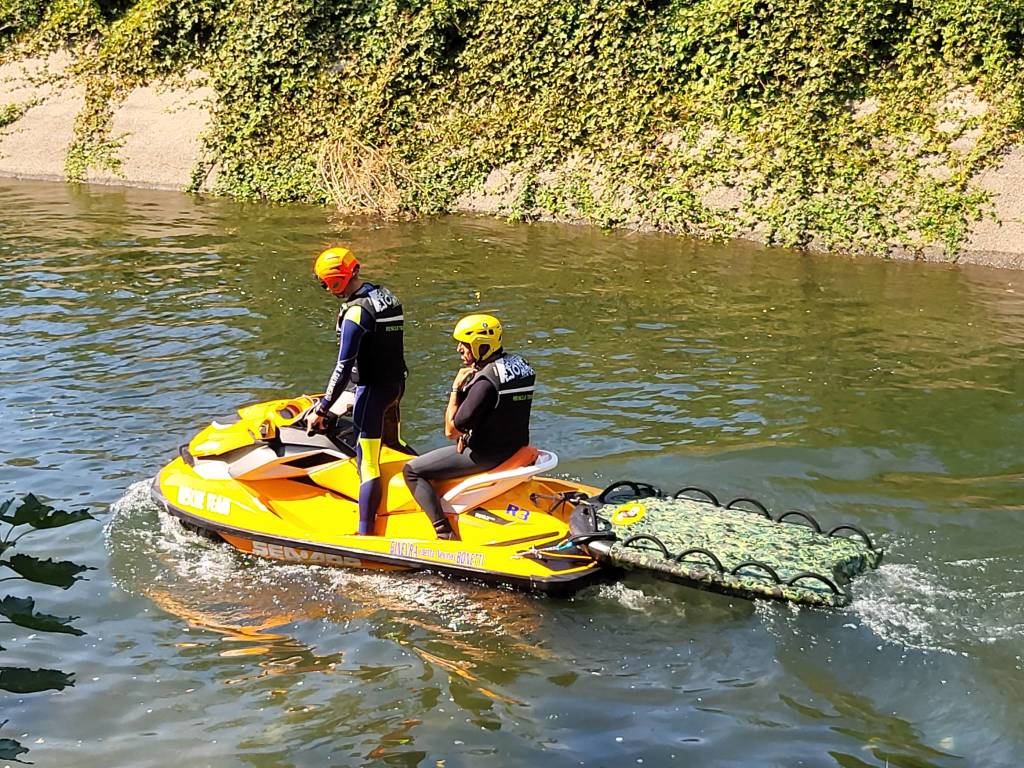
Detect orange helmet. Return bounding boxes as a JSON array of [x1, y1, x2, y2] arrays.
[[313, 247, 359, 294]]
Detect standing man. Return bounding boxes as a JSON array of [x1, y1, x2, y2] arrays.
[[309, 246, 410, 535], [403, 314, 535, 540]]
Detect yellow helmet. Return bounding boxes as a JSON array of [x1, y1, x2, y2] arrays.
[[313, 246, 359, 294], [453, 313, 502, 362]]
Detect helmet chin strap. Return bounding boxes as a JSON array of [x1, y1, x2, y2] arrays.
[[476, 346, 502, 365], [341, 268, 362, 297]]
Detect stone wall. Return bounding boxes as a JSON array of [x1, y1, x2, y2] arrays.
[[2, 53, 1022, 270]]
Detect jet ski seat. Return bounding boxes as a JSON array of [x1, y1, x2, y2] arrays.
[[377, 446, 558, 516], [442, 447, 557, 512]]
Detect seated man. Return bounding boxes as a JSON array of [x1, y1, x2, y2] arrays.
[[403, 314, 535, 540]]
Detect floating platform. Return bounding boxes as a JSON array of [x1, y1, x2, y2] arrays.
[[568, 483, 882, 607]]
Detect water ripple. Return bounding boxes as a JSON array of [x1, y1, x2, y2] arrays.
[[4, 179, 1024, 767]]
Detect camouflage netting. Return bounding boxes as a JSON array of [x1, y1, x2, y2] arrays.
[[571, 486, 882, 608]]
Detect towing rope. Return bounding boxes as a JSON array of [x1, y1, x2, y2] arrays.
[[578, 480, 880, 601], [530, 490, 591, 516]]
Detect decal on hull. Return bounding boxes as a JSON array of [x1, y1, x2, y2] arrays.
[[251, 540, 364, 567], [389, 541, 485, 568], [178, 486, 231, 516]]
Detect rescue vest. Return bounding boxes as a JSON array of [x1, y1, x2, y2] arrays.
[[463, 351, 535, 453], [338, 283, 407, 385]]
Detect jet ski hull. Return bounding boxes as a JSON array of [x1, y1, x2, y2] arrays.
[[153, 484, 603, 596], [152, 398, 604, 596]]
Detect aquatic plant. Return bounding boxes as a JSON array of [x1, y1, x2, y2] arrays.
[[0, 494, 95, 763], [1, 0, 1022, 258]]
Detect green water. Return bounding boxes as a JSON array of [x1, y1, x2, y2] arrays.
[[1, 178, 1022, 767]]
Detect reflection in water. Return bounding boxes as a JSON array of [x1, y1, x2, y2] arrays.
[[779, 685, 961, 768], [107, 481, 554, 763]]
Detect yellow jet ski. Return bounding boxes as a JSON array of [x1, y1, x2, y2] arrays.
[[151, 395, 603, 595]]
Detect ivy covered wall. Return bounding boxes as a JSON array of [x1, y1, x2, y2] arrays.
[[2, 0, 1022, 257]]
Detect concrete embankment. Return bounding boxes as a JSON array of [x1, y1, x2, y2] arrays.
[[2, 53, 1023, 270], [0, 54, 212, 191]]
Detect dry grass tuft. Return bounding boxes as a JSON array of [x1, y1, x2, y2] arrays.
[[319, 132, 414, 217]]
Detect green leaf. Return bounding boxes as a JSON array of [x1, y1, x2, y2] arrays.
[[1, 554, 93, 589], [0, 495, 46, 525], [0, 736, 29, 763], [0, 494, 95, 529], [0, 595, 85, 635], [0, 718, 27, 763], [0, 666, 74, 694]]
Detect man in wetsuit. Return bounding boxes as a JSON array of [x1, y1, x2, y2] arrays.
[[308, 246, 410, 536], [403, 313, 535, 540]]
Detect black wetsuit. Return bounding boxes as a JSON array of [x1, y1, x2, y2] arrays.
[[316, 282, 409, 534], [403, 351, 535, 533]]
